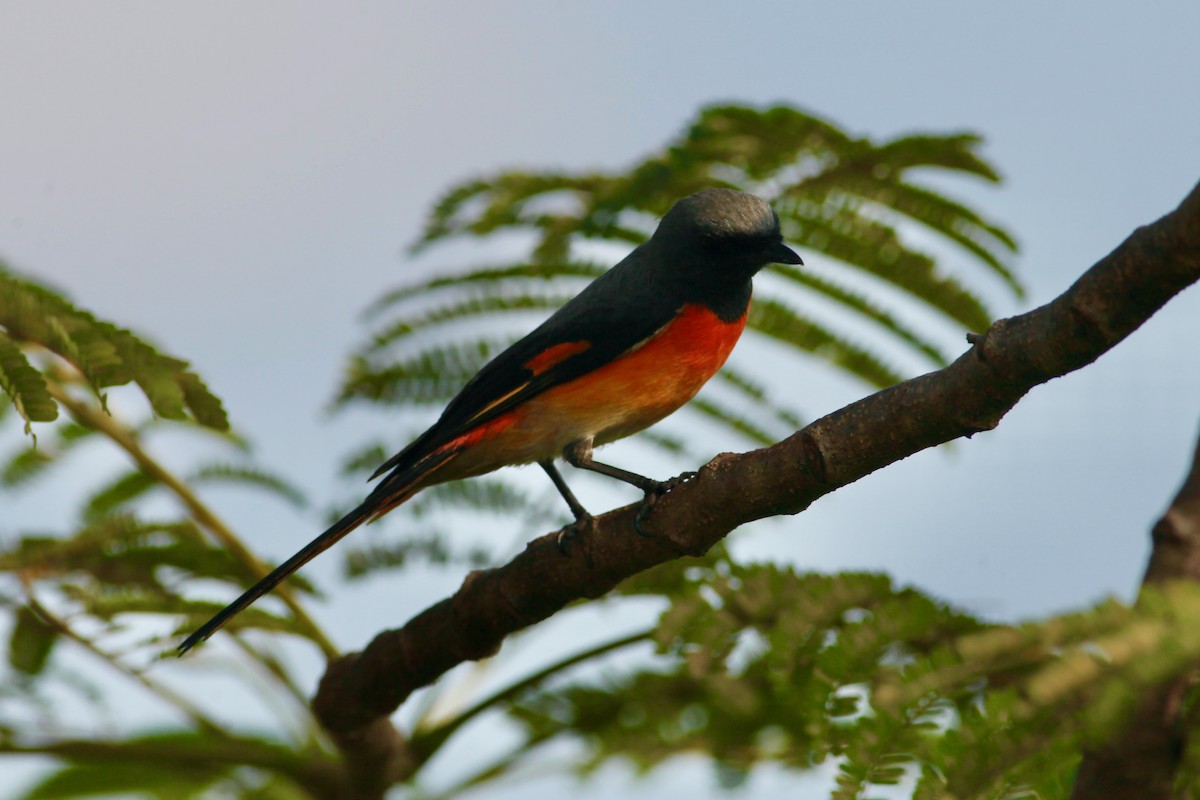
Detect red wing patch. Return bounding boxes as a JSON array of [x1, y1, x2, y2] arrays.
[[524, 340, 591, 375]]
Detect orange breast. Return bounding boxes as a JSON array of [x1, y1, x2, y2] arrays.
[[572, 302, 747, 437]]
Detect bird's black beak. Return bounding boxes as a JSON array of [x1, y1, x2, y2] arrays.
[[768, 241, 804, 266]]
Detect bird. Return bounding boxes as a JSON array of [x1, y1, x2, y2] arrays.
[[177, 188, 802, 654]]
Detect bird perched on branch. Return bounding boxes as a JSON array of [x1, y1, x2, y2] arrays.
[[178, 188, 802, 653]]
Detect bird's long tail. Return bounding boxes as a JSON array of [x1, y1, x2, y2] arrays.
[[176, 449, 458, 655]]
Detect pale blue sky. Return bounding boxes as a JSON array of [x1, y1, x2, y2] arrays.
[[2, 3, 1200, 798]]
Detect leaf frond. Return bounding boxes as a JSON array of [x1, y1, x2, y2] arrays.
[[0, 264, 229, 431], [0, 331, 57, 427], [188, 463, 308, 508], [364, 261, 606, 318], [767, 264, 952, 367], [748, 298, 905, 389], [81, 470, 157, 522]]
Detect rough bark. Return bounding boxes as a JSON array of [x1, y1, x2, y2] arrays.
[[312, 179, 1200, 795], [1070, 430, 1200, 799]]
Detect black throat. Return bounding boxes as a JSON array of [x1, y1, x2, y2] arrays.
[[682, 274, 753, 323]]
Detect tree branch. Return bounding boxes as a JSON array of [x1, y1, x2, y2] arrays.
[[312, 179, 1200, 792], [1070, 424, 1200, 799]]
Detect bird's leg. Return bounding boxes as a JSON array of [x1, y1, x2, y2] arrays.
[[562, 438, 693, 537], [540, 459, 592, 521], [539, 460, 595, 554], [562, 438, 659, 492]]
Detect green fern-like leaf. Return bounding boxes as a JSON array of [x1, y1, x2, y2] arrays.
[[748, 298, 905, 389], [342, 533, 491, 579], [776, 204, 994, 331], [21, 761, 226, 800], [365, 292, 577, 354], [0, 517, 270, 593], [16, 732, 319, 800], [9, 605, 59, 677], [767, 264, 950, 365], [339, 337, 517, 406], [188, 462, 307, 508], [0, 331, 58, 426], [688, 397, 779, 446], [1, 443, 55, 488], [504, 563, 985, 780], [176, 371, 229, 430], [340, 440, 391, 477], [637, 429, 688, 455], [0, 264, 229, 431], [402, 478, 538, 520], [716, 368, 806, 432], [0, 516, 147, 572], [364, 261, 605, 317], [82, 469, 158, 522]]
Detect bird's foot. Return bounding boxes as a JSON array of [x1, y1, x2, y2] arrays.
[[556, 512, 597, 557], [633, 471, 698, 537]]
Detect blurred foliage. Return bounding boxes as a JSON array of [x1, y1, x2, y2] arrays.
[[0, 104, 1193, 800], [0, 264, 228, 434], [0, 261, 331, 796], [504, 560, 1200, 800]]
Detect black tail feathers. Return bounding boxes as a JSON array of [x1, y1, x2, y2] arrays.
[[176, 444, 462, 655], [176, 502, 375, 655]]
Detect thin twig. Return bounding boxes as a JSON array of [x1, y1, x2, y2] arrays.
[[410, 628, 651, 761], [226, 632, 330, 745]]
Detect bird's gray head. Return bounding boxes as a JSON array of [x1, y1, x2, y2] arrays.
[[651, 188, 802, 275], [659, 188, 778, 240]]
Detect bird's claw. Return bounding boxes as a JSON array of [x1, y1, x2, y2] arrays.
[[633, 471, 698, 537], [556, 513, 596, 557]]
